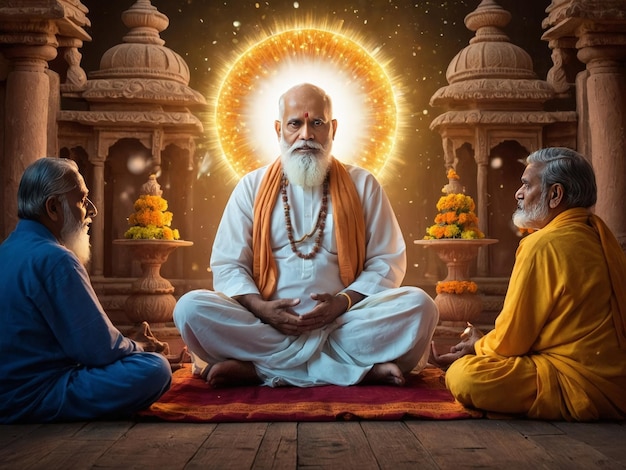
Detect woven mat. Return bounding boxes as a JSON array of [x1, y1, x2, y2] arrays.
[[138, 365, 482, 422]]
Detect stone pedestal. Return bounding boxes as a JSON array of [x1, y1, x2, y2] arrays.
[[113, 239, 193, 325], [415, 238, 498, 351]]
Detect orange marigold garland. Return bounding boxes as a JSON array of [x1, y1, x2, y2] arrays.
[[124, 175, 181, 240], [424, 168, 485, 240], [436, 280, 478, 295], [446, 168, 460, 180]]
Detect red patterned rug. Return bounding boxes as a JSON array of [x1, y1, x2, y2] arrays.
[[137, 365, 483, 422]]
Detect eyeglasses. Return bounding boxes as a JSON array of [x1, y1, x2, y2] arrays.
[[84, 197, 97, 217]]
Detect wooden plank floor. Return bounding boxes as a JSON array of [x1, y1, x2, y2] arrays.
[[1, 419, 624, 469]]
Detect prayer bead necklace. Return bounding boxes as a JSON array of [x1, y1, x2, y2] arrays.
[[281, 174, 329, 260]]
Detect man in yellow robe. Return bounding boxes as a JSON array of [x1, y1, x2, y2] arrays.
[[431, 147, 626, 421]]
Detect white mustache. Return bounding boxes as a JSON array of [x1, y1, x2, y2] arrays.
[[288, 141, 323, 152]]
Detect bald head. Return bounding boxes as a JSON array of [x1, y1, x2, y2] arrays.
[[278, 83, 333, 120]]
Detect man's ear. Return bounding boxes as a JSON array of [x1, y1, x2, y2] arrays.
[[549, 183, 564, 208], [331, 119, 337, 139], [45, 196, 62, 222], [274, 120, 281, 141]]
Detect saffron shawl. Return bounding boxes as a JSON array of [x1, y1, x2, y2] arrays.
[[252, 158, 365, 299], [588, 212, 626, 348]]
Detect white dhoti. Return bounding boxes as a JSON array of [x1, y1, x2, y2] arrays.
[[173, 286, 438, 387]]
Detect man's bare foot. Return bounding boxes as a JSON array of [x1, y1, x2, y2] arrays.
[[205, 359, 261, 388], [361, 362, 405, 386]]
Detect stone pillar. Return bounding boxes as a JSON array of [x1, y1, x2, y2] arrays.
[[578, 39, 626, 250], [474, 130, 490, 276], [90, 158, 106, 276], [2, 42, 57, 236]]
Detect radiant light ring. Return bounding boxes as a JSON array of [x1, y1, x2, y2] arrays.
[[214, 27, 398, 178]]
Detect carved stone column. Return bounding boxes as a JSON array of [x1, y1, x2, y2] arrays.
[[543, 0, 626, 251], [90, 157, 106, 276], [474, 129, 490, 276], [2, 41, 57, 234], [0, 2, 90, 238], [578, 40, 626, 250]]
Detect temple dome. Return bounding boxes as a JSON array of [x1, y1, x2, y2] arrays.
[[85, 0, 204, 106], [97, 41, 190, 85], [446, 39, 536, 83], [430, 0, 554, 109], [92, 0, 188, 84], [446, 0, 536, 83]]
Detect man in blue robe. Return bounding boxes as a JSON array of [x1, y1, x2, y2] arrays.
[[0, 157, 172, 423]]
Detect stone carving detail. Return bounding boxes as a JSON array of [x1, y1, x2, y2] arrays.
[[544, 0, 626, 28], [0, 30, 55, 47], [82, 78, 206, 104], [546, 46, 572, 93], [1, 0, 89, 24], [431, 79, 554, 104], [58, 110, 203, 127], [431, 110, 577, 129], [63, 46, 87, 88]]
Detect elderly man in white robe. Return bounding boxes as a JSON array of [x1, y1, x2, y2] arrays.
[[173, 83, 438, 388]]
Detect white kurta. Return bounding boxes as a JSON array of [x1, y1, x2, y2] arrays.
[[174, 162, 438, 386]]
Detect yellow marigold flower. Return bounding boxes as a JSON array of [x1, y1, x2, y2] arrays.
[[162, 211, 173, 227], [444, 225, 461, 238], [435, 195, 452, 212], [461, 230, 482, 239], [162, 227, 174, 240]]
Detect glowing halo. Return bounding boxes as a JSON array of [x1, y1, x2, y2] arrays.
[[213, 27, 400, 179]]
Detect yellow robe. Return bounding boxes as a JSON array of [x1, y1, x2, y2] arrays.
[[445, 208, 626, 421]]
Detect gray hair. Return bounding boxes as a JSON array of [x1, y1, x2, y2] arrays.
[[277, 83, 333, 119], [17, 158, 80, 220], [526, 147, 597, 209]]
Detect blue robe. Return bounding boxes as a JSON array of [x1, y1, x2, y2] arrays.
[[0, 220, 171, 423]]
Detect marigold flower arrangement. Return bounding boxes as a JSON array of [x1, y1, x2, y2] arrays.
[[436, 280, 478, 295], [424, 168, 485, 240], [124, 175, 181, 241]]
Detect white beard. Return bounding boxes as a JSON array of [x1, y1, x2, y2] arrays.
[[512, 193, 550, 230], [60, 199, 92, 266], [280, 138, 332, 188]]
